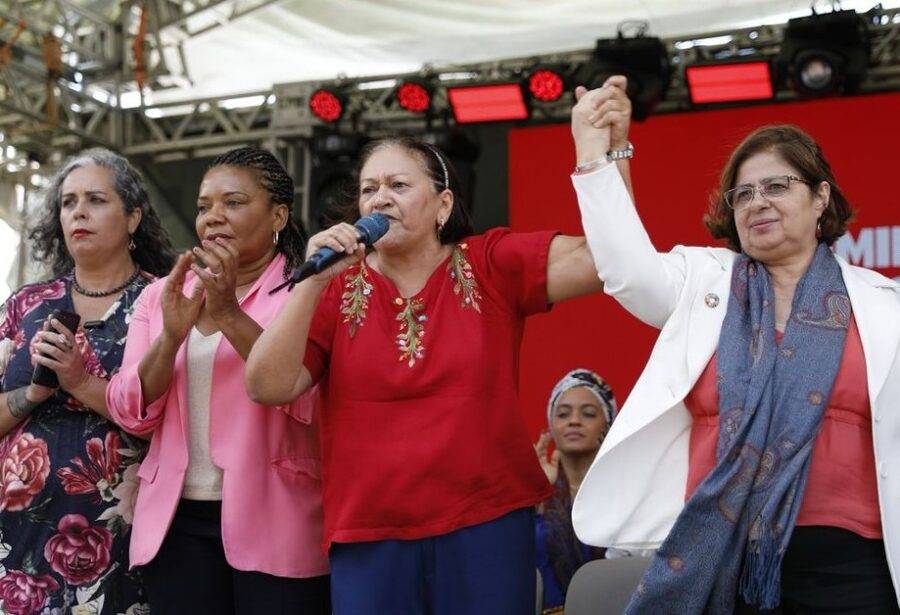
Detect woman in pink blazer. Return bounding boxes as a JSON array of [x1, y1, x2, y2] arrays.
[[106, 147, 329, 614]]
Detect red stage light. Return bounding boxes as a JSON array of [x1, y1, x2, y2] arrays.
[[528, 69, 565, 102], [447, 83, 529, 124], [309, 89, 343, 122], [685, 61, 774, 104], [397, 82, 432, 113]]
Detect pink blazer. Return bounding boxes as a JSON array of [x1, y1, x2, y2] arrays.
[[106, 254, 328, 578]]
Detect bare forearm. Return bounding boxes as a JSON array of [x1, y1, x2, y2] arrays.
[[0, 387, 42, 437], [138, 334, 180, 406], [547, 235, 604, 303], [215, 310, 263, 361], [69, 375, 111, 419], [246, 279, 323, 404], [544, 159, 631, 304]]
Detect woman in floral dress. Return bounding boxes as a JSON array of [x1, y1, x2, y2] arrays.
[[0, 149, 174, 615]]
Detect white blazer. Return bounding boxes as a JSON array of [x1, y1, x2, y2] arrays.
[[570, 163, 900, 598]]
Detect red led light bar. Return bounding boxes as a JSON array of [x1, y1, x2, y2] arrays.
[[447, 83, 529, 124], [685, 61, 774, 104]]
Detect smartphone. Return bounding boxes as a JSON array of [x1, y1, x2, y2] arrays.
[[31, 309, 81, 388]]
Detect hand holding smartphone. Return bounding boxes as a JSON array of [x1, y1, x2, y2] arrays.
[[31, 309, 81, 388]]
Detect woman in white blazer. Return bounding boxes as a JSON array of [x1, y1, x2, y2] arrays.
[[569, 80, 900, 614]]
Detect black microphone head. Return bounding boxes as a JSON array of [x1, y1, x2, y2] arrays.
[[355, 213, 390, 246]]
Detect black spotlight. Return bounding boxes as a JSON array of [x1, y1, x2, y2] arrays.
[[420, 130, 480, 213], [575, 31, 670, 121], [777, 9, 870, 97], [308, 132, 365, 232]]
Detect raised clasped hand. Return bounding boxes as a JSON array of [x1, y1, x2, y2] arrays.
[[571, 75, 632, 162]]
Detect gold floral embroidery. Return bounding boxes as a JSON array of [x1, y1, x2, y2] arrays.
[[448, 243, 482, 312], [395, 297, 426, 367], [340, 262, 373, 337]]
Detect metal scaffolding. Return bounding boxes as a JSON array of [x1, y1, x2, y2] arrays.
[[0, 0, 287, 238], [0, 1, 897, 226], [1, 4, 898, 156], [0, 0, 282, 159]]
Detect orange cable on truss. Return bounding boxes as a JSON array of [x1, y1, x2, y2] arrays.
[[0, 17, 26, 69], [133, 3, 148, 92], [42, 33, 62, 126]]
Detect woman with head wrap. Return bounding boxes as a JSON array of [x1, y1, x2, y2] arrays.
[[534, 369, 617, 613]]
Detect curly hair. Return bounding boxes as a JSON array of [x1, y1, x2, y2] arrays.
[[208, 146, 306, 277], [29, 148, 176, 278], [328, 137, 475, 244], [704, 125, 854, 252]]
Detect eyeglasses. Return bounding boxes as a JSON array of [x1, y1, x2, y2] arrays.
[[724, 175, 811, 211]]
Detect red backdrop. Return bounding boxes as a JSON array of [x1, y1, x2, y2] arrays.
[[509, 92, 900, 438]]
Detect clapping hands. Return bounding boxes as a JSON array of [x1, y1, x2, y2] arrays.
[[160, 252, 205, 344], [191, 237, 241, 323]]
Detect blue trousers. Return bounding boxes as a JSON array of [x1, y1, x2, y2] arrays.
[[330, 507, 536, 615]]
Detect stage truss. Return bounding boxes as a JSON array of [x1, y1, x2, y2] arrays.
[[0, 2, 897, 227]]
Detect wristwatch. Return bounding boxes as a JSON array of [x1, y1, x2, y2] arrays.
[[575, 141, 635, 174], [607, 141, 635, 161]]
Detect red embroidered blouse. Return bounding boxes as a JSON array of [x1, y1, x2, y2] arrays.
[[304, 228, 557, 548], [684, 317, 882, 538]]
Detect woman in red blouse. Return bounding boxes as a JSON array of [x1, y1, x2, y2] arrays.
[[246, 83, 631, 614]]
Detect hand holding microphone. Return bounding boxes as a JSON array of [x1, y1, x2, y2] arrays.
[[272, 213, 390, 292]]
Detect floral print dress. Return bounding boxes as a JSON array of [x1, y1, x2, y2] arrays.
[[0, 275, 152, 615]]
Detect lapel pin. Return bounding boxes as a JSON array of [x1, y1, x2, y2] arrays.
[[704, 293, 720, 308]]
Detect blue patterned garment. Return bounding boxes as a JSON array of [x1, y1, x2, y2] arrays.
[[535, 469, 606, 612], [0, 274, 152, 615], [627, 243, 851, 614]]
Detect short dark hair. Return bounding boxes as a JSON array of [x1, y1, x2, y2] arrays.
[[704, 124, 853, 252], [207, 146, 307, 277], [29, 148, 176, 278], [331, 137, 475, 244]]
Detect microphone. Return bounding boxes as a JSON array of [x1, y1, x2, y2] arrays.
[[270, 213, 390, 293]]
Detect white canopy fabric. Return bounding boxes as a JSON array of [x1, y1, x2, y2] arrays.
[[141, 0, 900, 104]]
